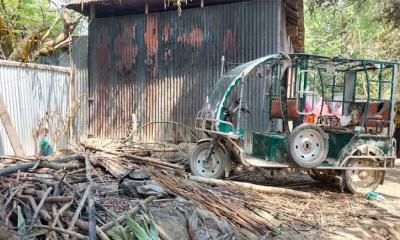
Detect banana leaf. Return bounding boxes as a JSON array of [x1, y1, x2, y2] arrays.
[[17, 206, 26, 236]]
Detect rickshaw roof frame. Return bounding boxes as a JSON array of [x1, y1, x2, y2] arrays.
[[227, 53, 398, 83], [289, 53, 399, 67], [204, 53, 398, 137]]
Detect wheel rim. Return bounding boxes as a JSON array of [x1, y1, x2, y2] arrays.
[[345, 159, 382, 192], [292, 129, 324, 163], [193, 147, 223, 177]]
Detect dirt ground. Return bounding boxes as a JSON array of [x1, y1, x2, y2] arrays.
[[278, 170, 400, 240], [227, 167, 400, 240], [328, 171, 400, 240]]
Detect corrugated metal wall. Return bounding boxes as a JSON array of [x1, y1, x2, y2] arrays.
[[70, 36, 89, 143], [0, 61, 70, 155], [89, 0, 281, 141], [36, 36, 89, 143]]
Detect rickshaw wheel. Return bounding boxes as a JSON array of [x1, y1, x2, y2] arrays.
[[288, 124, 329, 168], [343, 159, 384, 194], [190, 141, 228, 179]]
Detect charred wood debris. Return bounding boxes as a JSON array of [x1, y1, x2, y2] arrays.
[[0, 138, 391, 240]]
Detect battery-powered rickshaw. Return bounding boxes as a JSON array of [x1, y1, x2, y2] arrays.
[[191, 53, 398, 193]]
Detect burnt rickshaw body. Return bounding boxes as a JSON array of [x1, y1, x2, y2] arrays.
[[191, 53, 398, 193]]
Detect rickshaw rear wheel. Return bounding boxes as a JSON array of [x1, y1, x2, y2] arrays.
[[288, 124, 329, 168], [190, 141, 229, 179], [343, 158, 384, 194]]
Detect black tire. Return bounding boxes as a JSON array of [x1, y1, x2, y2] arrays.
[[343, 158, 384, 194], [190, 141, 228, 179], [288, 124, 329, 168], [308, 171, 322, 181], [308, 169, 336, 183]]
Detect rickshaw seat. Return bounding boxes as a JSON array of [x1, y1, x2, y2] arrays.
[[365, 102, 390, 127], [271, 99, 300, 119]]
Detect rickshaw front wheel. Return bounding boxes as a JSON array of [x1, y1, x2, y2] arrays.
[[343, 158, 384, 194], [288, 124, 329, 168], [190, 141, 229, 179]]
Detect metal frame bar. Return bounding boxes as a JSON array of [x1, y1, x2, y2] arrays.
[[296, 69, 316, 115], [243, 156, 398, 170], [389, 65, 398, 137], [360, 61, 371, 133], [378, 64, 383, 100]]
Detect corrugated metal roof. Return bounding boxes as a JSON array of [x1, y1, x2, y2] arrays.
[[65, 0, 254, 17], [66, 0, 304, 51]]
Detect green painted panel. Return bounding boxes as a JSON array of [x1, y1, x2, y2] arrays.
[[252, 132, 287, 162], [327, 132, 354, 159]]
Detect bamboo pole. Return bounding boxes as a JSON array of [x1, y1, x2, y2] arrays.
[[85, 154, 97, 240], [100, 195, 157, 232], [33, 225, 88, 240], [62, 211, 110, 240], [188, 175, 313, 199], [0, 154, 85, 177], [81, 142, 184, 170]]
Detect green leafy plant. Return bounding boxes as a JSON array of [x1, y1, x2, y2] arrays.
[[0, 0, 81, 61], [17, 206, 48, 240], [107, 212, 160, 240], [17, 206, 26, 236]]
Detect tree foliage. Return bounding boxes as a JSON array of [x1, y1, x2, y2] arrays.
[[305, 0, 400, 61], [0, 0, 80, 62], [305, 0, 400, 100]]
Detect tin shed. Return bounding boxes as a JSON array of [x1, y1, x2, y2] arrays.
[[66, 0, 304, 141]]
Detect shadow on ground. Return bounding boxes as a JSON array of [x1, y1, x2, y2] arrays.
[[228, 168, 400, 240]]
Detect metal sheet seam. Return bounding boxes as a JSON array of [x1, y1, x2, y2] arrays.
[[0, 60, 71, 73]]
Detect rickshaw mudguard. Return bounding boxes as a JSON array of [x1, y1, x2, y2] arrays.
[[337, 135, 394, 167], [196, 138, 248, 164], [195, 138, 235, 177], [196, 138, 230, 154]]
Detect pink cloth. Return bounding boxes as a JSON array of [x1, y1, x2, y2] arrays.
[[305, 101, 312, 113], [306, 99, 342, 121], [312, 99, 329, 117], [331, 102, 342, 118]]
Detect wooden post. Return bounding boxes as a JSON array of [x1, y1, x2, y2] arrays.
[[90, 4, 96, 19], [145, 1, 149, 14], [0, 94, 25, 155]]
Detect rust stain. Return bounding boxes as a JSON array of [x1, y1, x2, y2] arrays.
[[145, 16, 159, 56], [114, 24, 138, 75], [177, 26, 204, 47], [95, 27, 111, 137], [144, 16, 159, 139], [223, 29, 238, 54], [163, 48, 172, 63], [162, 23, 172, 43], [162, 22, 173, 64], [96, 28, 111, 70]]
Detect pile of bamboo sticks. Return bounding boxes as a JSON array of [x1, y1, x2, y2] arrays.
[[0, 152, 168, 240], [0, 138, 388, 239]]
